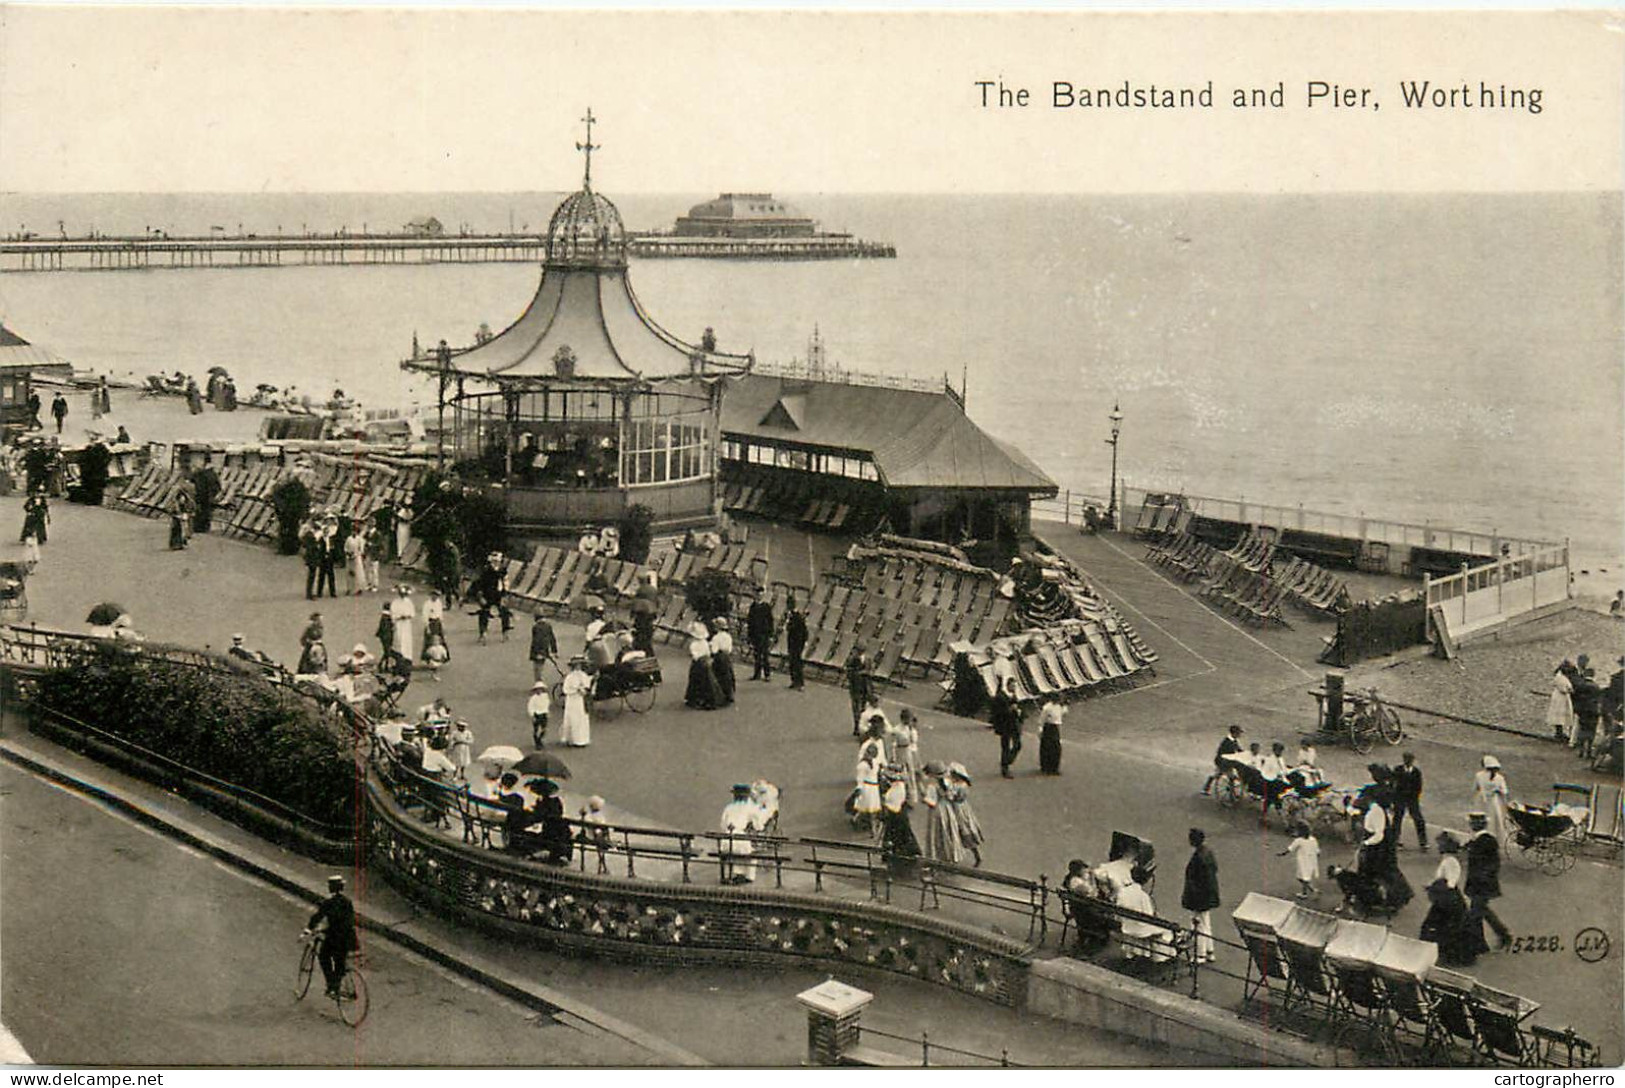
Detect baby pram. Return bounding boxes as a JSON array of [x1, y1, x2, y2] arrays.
[[0, 561, 27, 622], [1508, 799, 1584, 875]]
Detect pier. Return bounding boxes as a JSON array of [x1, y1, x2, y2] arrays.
[[0, 231, 894, 273]]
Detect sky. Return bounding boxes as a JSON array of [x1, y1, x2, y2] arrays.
[[0, 7, 1620, 193]]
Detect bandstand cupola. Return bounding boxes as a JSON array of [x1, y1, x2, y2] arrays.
[[402, 109, 752, 535]]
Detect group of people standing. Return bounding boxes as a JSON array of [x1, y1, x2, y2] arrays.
[[848, 699, 985, 871], [300, 509, 387, 599], [1546, 654, 1624, 763]]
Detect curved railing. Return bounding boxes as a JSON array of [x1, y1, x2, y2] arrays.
[[365, 764, 1033, 1004]]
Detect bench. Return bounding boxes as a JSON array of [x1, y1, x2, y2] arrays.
[[917, 860, 1047, 943]]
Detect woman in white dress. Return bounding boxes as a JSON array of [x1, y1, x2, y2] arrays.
[[1546, 662, 1574, 742], [390, 585, 417, 661], [1473, 754, 1510, 845], [344, 529, 367, 596], [422, 592, 446, 662], [559, 656, 593, 747]]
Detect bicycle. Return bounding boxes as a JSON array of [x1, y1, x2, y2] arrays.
[[296, 929, 369, 1027]]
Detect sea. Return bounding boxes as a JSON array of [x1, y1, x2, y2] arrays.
[[1, 191, 1620, 574]]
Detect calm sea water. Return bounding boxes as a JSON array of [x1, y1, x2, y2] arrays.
[[1, 191, 1619, 566]]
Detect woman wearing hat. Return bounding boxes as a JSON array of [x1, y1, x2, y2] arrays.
[[1472, 755, 1509, 846], [1547, 660, 1576, 742], [559, 656, 592, 747], [389, 584, 417, 661], [878, 763, 922, 876], [943, 762, 985, 867], [684, 622, 722, 710], [708, 617, 736, 707], [447, 719, 474, 782], [920, 762, 961, 863]]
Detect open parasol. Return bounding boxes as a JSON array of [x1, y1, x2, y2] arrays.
[[573, 592, 606, 613], [86, 602, 127, 626], [512, 750, 573, 779], [475, 745, 524, 766]]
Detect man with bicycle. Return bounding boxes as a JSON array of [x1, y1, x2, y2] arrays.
[[302, 875, 359, 999]]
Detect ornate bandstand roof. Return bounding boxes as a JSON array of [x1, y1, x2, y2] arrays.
[[409, 110, 753, 387]]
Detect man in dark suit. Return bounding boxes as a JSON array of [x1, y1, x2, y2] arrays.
[[316, 519, 340, 599], [784, 597, 807, 691], [746, 590, 775, 681], [991, 678, 1023, 777], [302, 522, 323, 599], [1464, 812, 1511, 953], [529, 612, 559, 681], [302, 875, 359, 999], [1390, 751, 1428, 851]]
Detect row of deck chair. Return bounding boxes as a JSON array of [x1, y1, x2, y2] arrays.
[[1271, 555, 1351, 614], [854, 556, 1003, 616], [1223, 529, 1278, 575], [646, 543, 763, 589], [960, 625, 1152, 705], [722, 476, 874, 534], [1022, 553, 1161, 671], [806, 581, 1012, 649], [1199, 566, 1292, 627], [1146, 534, 1224, 583], [1133, 494, 1193, 538]]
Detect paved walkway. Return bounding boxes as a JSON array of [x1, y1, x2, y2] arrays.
[[1, 499, 1618, 1062]]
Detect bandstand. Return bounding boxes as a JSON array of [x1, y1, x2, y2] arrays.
[[402, 115, 752, 536]]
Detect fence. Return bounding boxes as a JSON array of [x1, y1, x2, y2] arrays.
[[1423, 541, 1571, 643], [1034, 485, 1559, 560]]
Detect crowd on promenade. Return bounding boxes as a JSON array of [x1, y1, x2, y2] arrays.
[[1544, 652, 1624, 770]]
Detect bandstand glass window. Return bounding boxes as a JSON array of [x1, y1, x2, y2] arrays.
[[622, 415, 711, 487]]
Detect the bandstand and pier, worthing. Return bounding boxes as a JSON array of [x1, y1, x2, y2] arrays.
[[0, 130, 1617, 1069]]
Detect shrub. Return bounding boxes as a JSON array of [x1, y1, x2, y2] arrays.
[[685, 567, 734, 625], [270, 476, 311, 555], [32, 643, 358, 827], [618, 504, 655, 565]]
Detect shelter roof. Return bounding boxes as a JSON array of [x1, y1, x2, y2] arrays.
[[0, 324, 72, 371], [723, 374, 1057, 494]]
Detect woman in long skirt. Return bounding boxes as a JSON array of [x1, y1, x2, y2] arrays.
[[895, 709, 923, 804], [1546, 662, 1575, 742], [1038, 700, 1065, 775], [390, 585, 417, 661], [709, 618, 736, 707], [1473, 755, 1510, 845], [559, 657, 592, 747], [684, 622, 721, 710], [850, 751, 882, 835], [879, 767, 921, 876], [944, 762, 985, 867], [920, 764, 963, 863]]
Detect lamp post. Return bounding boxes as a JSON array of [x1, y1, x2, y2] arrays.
[[1105, 401, 1124, 530], [435, 340, 453, 471]]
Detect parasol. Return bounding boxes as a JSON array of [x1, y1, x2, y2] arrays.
[[628, 596, 657, 616], [573, 592, 606, 612], [208, 366, 231, 375], [86, 602, 126, 626], [475, 745, 524, 766], [512, 750, 573, 779]]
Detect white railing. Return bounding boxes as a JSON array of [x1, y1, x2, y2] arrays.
[[1423, 541, 1571, 640], [1117, 485, 1557, 557], [752, 358, 944, 395]]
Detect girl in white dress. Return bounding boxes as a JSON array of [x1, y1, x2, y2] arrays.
[[1473, 755, 1510, 845], [1546, 663, 1574, 742], [390, 585, 417, 661], [559, 656, 592, 747]]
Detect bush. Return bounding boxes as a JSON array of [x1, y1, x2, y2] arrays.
[[685, 567, 734, 625], [32, 644, 358, 827], [271, 476, 311, 555], [618, 504, 654, 565]]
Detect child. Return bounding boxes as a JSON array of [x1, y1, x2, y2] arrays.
[[528, 680, 550, 748], [424, 631, 449, 680], [1280, 821, 1321, 899], [447, 719, 474, 782]]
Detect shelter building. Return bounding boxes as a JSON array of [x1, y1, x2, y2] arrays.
[[0, 324, 72, 441], [720, 362, 1058, 545], [401, 114, 752, 536]]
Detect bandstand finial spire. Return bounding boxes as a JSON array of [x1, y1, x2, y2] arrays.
[[576, 107, 599, 191]]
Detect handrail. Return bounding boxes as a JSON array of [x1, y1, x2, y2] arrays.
[[856, 1024, 1018, 1067]]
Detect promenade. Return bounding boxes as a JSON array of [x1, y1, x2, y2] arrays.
[[0, 487, 1617, 1064]]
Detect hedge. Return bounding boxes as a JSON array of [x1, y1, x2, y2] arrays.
[[32, 644, 358, 826]]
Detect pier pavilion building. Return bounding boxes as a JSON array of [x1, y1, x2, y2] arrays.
[[674, 193, 817, 239], [402, 138, 753, 537]]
